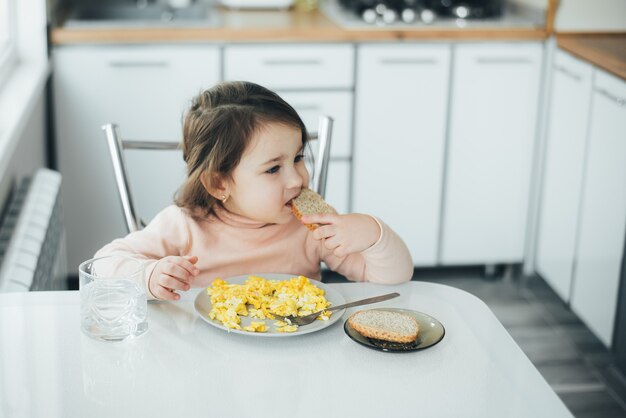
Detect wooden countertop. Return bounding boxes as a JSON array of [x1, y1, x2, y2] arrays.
[[557, 34, 626, 81], [51, 8, 548, 45]]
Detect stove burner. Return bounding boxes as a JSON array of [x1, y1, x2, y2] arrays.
[[337, 0, 503, 25]]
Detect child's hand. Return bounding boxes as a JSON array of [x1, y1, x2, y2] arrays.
[[301, 213, 381, 258], [149, 255, 199, 301]]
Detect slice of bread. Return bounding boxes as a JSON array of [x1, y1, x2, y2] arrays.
[[291, 188, 336, 231], [348, 310, 419, 343]]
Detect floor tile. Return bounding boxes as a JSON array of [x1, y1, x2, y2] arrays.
[[537, 360, 604, 388], [560, 324, 610, 355], [542, 301, 586, 326], [604, 366, 626, 407], [515, 335, 582, 365], [559, 389, 626, 418], [488, 301, 553, 328], [585, 351, 618, 369], [524, 275, 565, 302]]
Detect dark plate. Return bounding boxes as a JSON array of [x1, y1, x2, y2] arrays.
[[344, 308, 445, 353]]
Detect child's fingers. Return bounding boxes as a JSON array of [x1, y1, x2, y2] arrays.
[[325, 236, 340, 249], [321, 236, 348, 258], [160, 275, 191, 292], [153, 284, 179, 301], [178, 256, 200, 275], [163, 262, 196, 284], [301, 213, 338, 226], [185, 255, 199, 265], [312, 224, 336, 240], [166, 256, 200, 278]]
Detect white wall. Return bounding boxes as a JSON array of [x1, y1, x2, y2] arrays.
[[0, 94, 47, 210], [555, 0, 626, 32], [0, 0, 49, 208], [512, 0, 626, 31]]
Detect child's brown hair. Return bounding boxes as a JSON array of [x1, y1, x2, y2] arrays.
[[175, 81, 309, 216]]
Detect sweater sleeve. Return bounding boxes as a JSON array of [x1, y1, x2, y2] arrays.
[[94, 205, 191, 298], [320, 216, 413, 285]]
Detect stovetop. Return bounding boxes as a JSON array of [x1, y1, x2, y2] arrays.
[[321, 0, 544, 30]]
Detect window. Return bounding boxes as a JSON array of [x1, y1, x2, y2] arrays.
[[0, 0, 17, 87]]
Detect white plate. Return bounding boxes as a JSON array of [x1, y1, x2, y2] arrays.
[[344, 308, 445, 353], [194, 273, 346, 337]]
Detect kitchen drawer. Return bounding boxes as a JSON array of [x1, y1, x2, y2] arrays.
[[280, 91, 352, 158], [223, 44, 355, 89], [55, 45, 219, 139]]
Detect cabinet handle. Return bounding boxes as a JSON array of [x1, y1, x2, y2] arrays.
[[475, 57, 532, 65], [554, 65, 582, 82], [108, 61, 170, 68], [263, 59, 322, 66], [379, 58, 437, 65], [596, 87, 626, 107]]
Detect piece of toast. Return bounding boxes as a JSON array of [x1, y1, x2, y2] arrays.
[[348, 310, 419, 343], [291, 188, 336, 231]]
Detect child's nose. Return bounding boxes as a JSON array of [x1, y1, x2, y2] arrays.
[[285, 166, 304, 189]]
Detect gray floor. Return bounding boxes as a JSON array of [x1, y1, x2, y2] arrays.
[[323, 267, 626, 418]]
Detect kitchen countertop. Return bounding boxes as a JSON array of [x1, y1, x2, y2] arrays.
[[557, 34, 626, 81], [50, 8, 548, 45], [0, 281, 573, 417]]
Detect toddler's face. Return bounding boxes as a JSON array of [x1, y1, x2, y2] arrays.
[[223, 122, 309, 224]]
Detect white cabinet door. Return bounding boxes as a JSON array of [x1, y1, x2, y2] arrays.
[[279, 91, 353, 159], [536, 50, 593, 302], [223, 44, 354, 89], [353, 44, 451, 266], [54, 45, 220, 270], [441, 43, 543, 265], [279, 91, 353, 213], [325, 160, 351, 215], [571, 70, 626, 348]]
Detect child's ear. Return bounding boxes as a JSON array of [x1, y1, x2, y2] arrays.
[[200, 172, 228, 200]]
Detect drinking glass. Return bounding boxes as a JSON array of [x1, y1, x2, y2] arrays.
[[79, 255, 148, 341]]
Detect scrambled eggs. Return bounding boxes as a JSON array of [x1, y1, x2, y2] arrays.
[[207, 275, 332, 333]]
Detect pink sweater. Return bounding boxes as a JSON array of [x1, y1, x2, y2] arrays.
[[95, 205, 413, 299]]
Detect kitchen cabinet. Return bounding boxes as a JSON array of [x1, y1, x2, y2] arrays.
[[536, 50, 593, 302], [353, 44, 451, 265], [440, 42, 543, 265], [224, 44, 355, 214], [223, 44, 354, 90], [279, 91, 353, 214], [570, 69, 626, 348], [279, 91, 352, 159], [53, 45, 220, 270]]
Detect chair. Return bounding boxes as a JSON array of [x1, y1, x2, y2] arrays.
[[102, 115, 334, 234]]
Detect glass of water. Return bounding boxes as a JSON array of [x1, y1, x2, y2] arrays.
[[79, 255, 148, 341]]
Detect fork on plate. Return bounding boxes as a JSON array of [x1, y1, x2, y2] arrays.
[[269, 292, 400, 326]]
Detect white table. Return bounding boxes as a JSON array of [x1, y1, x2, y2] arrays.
[[0, 282, 572, 418]]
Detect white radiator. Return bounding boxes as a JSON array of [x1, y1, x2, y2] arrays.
[[0, 168, 67, 292]]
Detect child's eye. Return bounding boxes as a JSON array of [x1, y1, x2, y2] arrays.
[[295, 154, 305, 163], [266, 165, 280, 174]]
